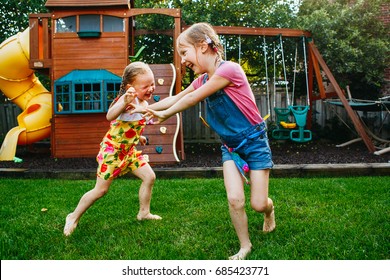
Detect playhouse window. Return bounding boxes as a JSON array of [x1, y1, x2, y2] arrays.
[[74, 82, 102, 112], [106, 82, 121, 108], [79, 15, 100, 32], [56, 15, 124, 35], [103, 16, 124, 32], [54, 81, 120, 114], [56, 16, 76, 33], [55, 83, 71, 113]]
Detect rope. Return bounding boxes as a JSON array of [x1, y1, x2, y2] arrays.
[[238, 35, 241, 65], [279, 35, 290, 107], [273, 41, 277, 108], [291, 42, 298, 106]]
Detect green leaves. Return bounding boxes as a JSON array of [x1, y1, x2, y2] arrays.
[[0, 0, 48, 43], [297, 0, 389, 99], [1, 0, 387, 100]]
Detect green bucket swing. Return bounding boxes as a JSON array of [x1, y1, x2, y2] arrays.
[[271, 35, 296, 140], [272, 108, 293, 140], [289, 36, 312, 143], [289, 105, 312, 142]]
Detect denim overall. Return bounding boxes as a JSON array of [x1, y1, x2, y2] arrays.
[[202, 72, 273, 170]]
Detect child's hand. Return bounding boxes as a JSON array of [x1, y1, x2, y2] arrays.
[[130, 103, 146, 114], [139, 136, 148, 146], [143, 108, 169, 124], [123, 87, 137, 109]]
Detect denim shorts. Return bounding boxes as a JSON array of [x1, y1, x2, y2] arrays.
[[221, 123, 274, 170]]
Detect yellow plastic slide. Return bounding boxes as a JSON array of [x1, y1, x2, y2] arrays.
[[0, 28, 51, 161]]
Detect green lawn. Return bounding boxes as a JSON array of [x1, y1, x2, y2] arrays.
[[0, 177, 389, 260]]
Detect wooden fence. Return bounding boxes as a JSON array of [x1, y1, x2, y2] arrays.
[[0, 104, 22, 139], [1, 86, 389, 144]]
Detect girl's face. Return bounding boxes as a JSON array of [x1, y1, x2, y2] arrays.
[[128, 70, 155, 101], [178, 40, 207, 75]]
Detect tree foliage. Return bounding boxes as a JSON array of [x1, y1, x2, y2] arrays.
[[297, 0, 389, 99], [134, 0, 390, 99], [0, 0, 48, 44], [134, 0, 301, 88], [0, 0, 388, 99]]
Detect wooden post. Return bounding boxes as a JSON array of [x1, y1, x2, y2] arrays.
[[174, 13, 182, 95], [308, 42, 375, 153], [306, 38, 314, 129], [309, 45, 326, 99]]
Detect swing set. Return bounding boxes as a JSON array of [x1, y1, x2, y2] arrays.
[[196, 25, 376, 153], [211, 31, 313, 143]]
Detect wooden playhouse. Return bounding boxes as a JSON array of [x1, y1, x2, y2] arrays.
[[29, 0, 185, 163]]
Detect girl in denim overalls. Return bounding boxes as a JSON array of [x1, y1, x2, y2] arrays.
[[64, 62, 162, 237], [143, 23, 276, 260]]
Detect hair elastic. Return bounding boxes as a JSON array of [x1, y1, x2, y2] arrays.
[[205, 35, 218, 52]]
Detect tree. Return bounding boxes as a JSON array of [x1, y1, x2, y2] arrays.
[[296, 0, 389, 99], [2, 0, 386, 100], [134, 0, 301, 87], [0, 0, 47, 44]]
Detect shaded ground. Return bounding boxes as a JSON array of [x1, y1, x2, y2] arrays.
[[0, 139, 389, 170]]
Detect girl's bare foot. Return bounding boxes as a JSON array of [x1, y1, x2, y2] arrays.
[[136, 213, 162, 220], [229, 245, 252, 260], [63, 213, 78, 236], [263, 206, 275, 232]]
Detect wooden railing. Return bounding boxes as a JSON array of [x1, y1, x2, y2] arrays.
[[29, 13, 52, 70]]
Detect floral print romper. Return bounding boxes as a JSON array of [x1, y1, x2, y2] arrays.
[[96, 118, 148, 180]]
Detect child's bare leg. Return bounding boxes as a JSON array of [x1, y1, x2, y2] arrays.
[[227, 203, 252, 260], [64, 177, 112, 236], [224, 161, 252, 260], [132, 164, 161, 220], [263, 198, 275, 232], [250, 170, 276, 232]]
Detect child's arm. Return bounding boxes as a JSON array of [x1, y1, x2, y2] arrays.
[[150, 85, 195, 110], [106, 89, 137, 121], [145, 75, 230, 124], [131, 85, 195, 114]]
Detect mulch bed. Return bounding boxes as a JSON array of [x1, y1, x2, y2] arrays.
[[0, 140, 389, 170]]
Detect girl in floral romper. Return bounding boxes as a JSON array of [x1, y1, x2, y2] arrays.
[[64, 62, 161, 236]]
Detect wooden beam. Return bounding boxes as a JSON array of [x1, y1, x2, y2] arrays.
[[307, 38, 314, 129], [127, 8, 181, 18], [308, 42, 376, 153], [174, 15, 182, 95], [182, 25, 312, 38], [134, 29, 174, 36], [309, 45, 326, 99]]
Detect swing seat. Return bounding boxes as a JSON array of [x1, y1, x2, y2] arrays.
[[272, 128, 290, 140], [289, 105, 312, 142], [290, 127, 312, 142], [272, 107, 292, 140], [289, 106, 309, 127], [280, 121, 296, 129], [274, 107, 291, 122]]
